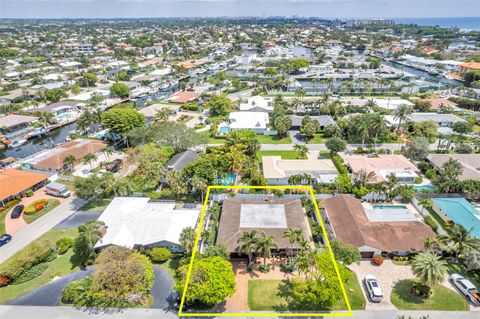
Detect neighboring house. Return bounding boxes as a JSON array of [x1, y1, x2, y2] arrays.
[[324, 195, 436, 258], [342, 98, 414, 111], [0, 114, 39, 138], [458, 61, 480, 74], [0, 168, 49, 206], [427, 154, 480, 181], [94, 197, 200, 251], [216, 198, 312, 256], [431, 198, 480, 239], [239, 96, 274, 112], [218, 111, 269, 134], [29, 101, 81, 122], [165, 150, 200, 171], [423, 98, 457, 111], [262, 156, 338, 185], [25, 138, 107, 172], [138, 103, 179, 121], [290, 115, 336, 130], [167, 91, 200, 104], [385, 112, 466, 128], [341, 154, 419, 183]]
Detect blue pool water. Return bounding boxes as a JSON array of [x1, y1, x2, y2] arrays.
[[412, 185, 435, 191], [219, 126, 230, 134], [216, 173, 237, 185], [372, 205, 408, 210], [56, 113, 70, 121]]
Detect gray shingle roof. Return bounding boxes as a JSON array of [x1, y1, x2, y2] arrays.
[[166, 150, 200, 171]]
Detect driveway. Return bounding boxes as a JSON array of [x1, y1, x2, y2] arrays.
[[6, 268, 94, 306], [0, 196, 85, 264], [6, 267, 174, 309], [348, 259, 414, 310], [54, 211, 102, 229]]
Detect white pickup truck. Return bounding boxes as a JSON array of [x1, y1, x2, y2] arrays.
[[450, 273, 480, 305]]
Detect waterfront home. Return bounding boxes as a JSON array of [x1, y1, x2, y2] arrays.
[[0, 168, 49, 206], [324, 195, 436, 258], [167, 91, 200, 104], [262, 156, 338, 185], [431, 198, 480, 239], [290, 115, 336, 130], [0, 114, 39, 139], [427, 154, 480, 181], [340, 154, 419, 183], [94, 197, 200, 252], [218, 111, 269, 134], [216, 198, 312, 256]]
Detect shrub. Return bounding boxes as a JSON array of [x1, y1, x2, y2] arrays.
[[355, 147, 365, 154], [0, 240, 55, 281], [147, 247, 172, 263], [371, 255, 384, 266], [411, 282, 432, 298], [25, 189, 34, 197], [331, 154, 348, 174], [259, 265, 270, 273], [62, 277, 92, 304], [24, 199, 49, 215], [181, 103, 199, 111], [425, 169, 437, 180], [159, 188, 173, 198], [56, 238, 74, 255], [280, 263, 295, 273], [414, 176, 423, 184], [13, 262, 48, 284], [424, 216, 439, 232]]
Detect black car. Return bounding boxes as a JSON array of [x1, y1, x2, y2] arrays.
[[11, 205, 24, 219], [0, 234, 12, 247]]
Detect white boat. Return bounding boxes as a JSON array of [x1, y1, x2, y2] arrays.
[[28, 127, 48, 138], [9, 139, 27, 148]]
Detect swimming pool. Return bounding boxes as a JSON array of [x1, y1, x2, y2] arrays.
[[372, 205, 408, 210], [412, 185, 435, 191], [216, 173, 237, 185], [218, 126, 230, 134]]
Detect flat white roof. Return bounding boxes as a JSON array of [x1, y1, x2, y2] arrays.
[[227, 111, 269, 129], [95, 197, 200, 249], [239, 204, 287, 228]]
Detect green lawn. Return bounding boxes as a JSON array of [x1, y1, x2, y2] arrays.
[[0, 228, 80, 304], [23, 199, 60, 224], [0, 206, 12, 234], [54, 179, 75, 191], [248, 280, 287, 311], [256, 150, 298, 163], [390, 279, 469, 311], [333, 270, 366, 310], [80, 198, 112, 212], [306, 133, 325, 144], [255, 134, 291, 144], [474, 125, 480, 134]]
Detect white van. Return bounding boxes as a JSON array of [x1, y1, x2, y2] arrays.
[[46, 182, 71, 198]]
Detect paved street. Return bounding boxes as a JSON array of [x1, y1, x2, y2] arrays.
[[0, 196, 85, 264], [227, 88, 254, 102], [1, 306, 479, 319]]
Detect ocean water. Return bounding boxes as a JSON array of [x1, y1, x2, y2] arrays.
[[393, 17, 480, 31]]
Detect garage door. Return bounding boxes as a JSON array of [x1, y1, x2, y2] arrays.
[[361, 251, 374, 258]]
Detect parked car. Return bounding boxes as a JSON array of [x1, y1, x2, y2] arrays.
[[0, 234, 12, 247], [46, 182, 71, 198], [364, 275, 383, 302], [450, 273, 480, 305], [106, 159, 122, 172], [11, 205, 24, 219]]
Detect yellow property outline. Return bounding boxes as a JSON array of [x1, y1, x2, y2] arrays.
[[178, 185, 353, 317]]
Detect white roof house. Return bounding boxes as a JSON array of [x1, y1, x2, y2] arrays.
[[239, 96, 274, 112], [94, 197, 200, 251], [385, 112, 466, 127], [218, 111, 269, 133]]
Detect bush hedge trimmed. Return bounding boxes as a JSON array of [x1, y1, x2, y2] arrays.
[[13, 262, 48, 284], [56, 237, 74, 255], [24, 199, 49, 215], [147, 247, 171, 263]]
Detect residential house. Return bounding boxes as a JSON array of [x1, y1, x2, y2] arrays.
[[385, 112, 466, 128], [427, 154, 480, 181], [0, 168, 49, 206], [94, 197, 200, 252], [0, 114, 39, 139], [290, 115, 336, 130], [324, 195, 436, 258], [262, 156, 338, 185], [218, 111, 269, 134], [239, 96, 274, 113]]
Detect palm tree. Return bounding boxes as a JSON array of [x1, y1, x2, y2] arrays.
[[293, 144, 309, 159], [237, 230, 258, 266], [75, 221, 104, 266], [63, 155, 76, 171], [179, 227, 196, 255], [291, 98, 302, 114], [191, 175, 208, 203], [254, 232, 278, 268], [418, 199, 433, 215], [385, 173, 398, 201], [283, 228, 303, 264], [423, 237, 439, 252], [369, 114, 387, 150], [357, 121, 370, 147], [83, 153, 98, 170], [393, 104, 413, 133], [411, 252, 448, 287], [438, 225, 480, 259], [101, 146, 114, 160]]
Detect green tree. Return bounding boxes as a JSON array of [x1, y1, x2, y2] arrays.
[[283, 228, 304, 264], [179, 227, 196, 254], [224, 130, 260, 157], [402, 136, 430, 160], [237, 230, 258, 266], [393, 104, 413, 133], [191, 175, 208, 203], [208, 94, 231, 116], [83, 153, 98, 170], [325, 137, 347, 154], [101, 108, 145, 137], [167, 169, 188, 195], [79, 72, 97, 87], [63, 155, 77, 171], [101, 146, 114, 160], [203, 244, 230, 260], [293, 144, 309, 159], [150, 121, 207, 152], [254, 232, 278, 268], [452, 121, 474, 134], [438, 224, 480, 259], [110, 82, 131, 98], [175, 257, 236, 306], [73, 221, 104, 266], [44, 88, 67, 102], [275, 115, 292, 138], [330, 239, 361, 266], [301, 122, 316, 140], [435, 158, 463, 193], [412, 121, 438, 143], [411, 252, 448, 287]]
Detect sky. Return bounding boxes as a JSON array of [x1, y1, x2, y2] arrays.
[[0, 0, 479, 19]]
